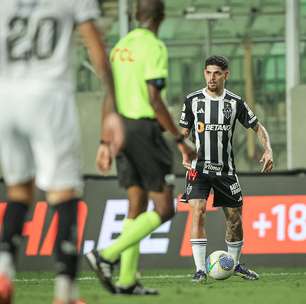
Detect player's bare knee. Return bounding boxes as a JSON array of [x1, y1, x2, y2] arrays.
[[155, 204, 175, 223], [190, 199, 206, 217], [7, 180, 34, 204], [47, 189, 79, 205]]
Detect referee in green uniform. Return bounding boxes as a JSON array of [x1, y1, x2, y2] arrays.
[[86, 0, 195, 295]]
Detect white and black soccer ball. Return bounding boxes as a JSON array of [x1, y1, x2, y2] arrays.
[[206, 250, 235, 280]]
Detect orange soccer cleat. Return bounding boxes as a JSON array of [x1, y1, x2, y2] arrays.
[[0, 274, 13, 304]]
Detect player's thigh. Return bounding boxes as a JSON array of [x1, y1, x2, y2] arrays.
[[0, 94, 35, 185], [212, 174, 243, 208], [31, 91, 82, 193], [0, 133, 35, 186], [189, 198, 207, 213]]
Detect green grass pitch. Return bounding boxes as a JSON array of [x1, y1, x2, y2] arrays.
[[15, 268, 306, 304]]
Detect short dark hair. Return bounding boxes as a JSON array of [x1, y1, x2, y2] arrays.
[[136, 0, 165, 23], [205, 55, 229, 70]]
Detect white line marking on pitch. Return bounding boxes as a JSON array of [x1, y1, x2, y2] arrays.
[[14, 272, 306, 283]]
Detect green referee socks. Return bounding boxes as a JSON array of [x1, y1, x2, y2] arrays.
[[101, 211, 161, 263], [117, 219, 140, 287]]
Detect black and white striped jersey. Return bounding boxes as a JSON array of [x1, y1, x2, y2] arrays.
[[179, 88, 258, 175]]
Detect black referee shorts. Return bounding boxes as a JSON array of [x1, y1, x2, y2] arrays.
[[184, 169, 243, 208], [116, 117, 173, 192]]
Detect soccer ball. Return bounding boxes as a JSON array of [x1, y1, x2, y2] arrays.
[[206, 250, 235, 280]]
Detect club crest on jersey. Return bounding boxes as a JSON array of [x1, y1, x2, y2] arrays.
[[186, 183, 193, 195], [223, 102, 232, 119]]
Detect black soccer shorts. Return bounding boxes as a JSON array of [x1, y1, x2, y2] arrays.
[[116, 117, 173, 192], [184, 169, 243, 208]]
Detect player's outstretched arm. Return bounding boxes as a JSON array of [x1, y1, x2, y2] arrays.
[[147, 84, 196, 167], [253, 122, 273, 173]]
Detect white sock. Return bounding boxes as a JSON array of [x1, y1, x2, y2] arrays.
[[190, 239, 207, 272], [0, 252, 15, 280], [54, 275, 73, 303], [71, 280, 79, 301], [226, 240, 243, 266]]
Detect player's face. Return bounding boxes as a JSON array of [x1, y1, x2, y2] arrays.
[[204, 65, 229, 92]]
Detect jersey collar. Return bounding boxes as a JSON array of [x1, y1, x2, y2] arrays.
[[202, 87, 227, 101]]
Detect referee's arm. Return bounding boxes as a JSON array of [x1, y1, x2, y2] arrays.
[[147, 83, 196, 167], [147, 83, 181, 139]]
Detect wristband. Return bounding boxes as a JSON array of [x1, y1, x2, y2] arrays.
[[175, 134, 185, 144], [100, 140, 110, 145]]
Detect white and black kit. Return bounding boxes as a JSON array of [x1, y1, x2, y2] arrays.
[[179, 88, 258, 207]]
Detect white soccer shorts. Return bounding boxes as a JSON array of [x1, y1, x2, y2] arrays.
[[0, 81, 83, 193]]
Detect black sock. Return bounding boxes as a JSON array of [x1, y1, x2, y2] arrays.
[[53, 198, 79, 280], [0, 201, 29, 259]]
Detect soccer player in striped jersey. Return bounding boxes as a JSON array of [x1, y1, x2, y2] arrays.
[[179, 55, 273, 282]]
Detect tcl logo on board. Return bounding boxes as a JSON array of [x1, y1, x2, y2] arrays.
[[0, 195, 306, 256]]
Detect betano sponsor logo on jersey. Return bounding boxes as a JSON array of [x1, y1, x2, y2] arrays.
[[197, 122, 232, 133]]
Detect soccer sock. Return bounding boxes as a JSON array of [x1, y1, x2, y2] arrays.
[[70, 279, 80, 301], [0, 201, 29, 279], [226, 240, 243, 266], [101, 211, 161, 263], [0, 201, 29, 257], [191, 239, 207, 272], [53, 199, 79, 280], [54, 275, 73, 302], [117, 218, 140, 287]]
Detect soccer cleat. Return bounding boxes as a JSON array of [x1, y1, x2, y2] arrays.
[[115, 281, 159, 295], [85, 250, 117, 294], [179, 192, 188, 203], [234, 264, 259, 280], [191, 270, 207, 283], [0, 274, 13, 304]]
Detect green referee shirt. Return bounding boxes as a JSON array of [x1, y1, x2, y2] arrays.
[[110, 28, 168, 119]]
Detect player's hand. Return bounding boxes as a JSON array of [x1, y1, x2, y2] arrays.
[[177, 138, 197, 170], [96, 113, 125, 174], [96, 144, 112, 174], [260, 148, 273, 173], [102, 113, 125, 157]]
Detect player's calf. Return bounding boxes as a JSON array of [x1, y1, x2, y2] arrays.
[[0, 201, 29, 259], [53, 199, 80, 302]]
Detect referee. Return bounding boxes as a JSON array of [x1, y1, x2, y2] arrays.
[[86, 0, 195, 295]]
